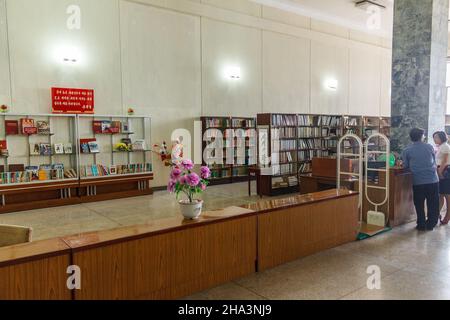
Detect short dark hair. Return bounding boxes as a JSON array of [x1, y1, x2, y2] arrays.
[[410, 128, 425, 142], [433, 131, 448, 144]]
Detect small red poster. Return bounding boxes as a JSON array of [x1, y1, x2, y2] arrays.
[[52, 87, 94, 114]]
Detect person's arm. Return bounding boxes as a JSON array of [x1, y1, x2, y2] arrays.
[[438, 146, 450, 177], [402, 149, 410, 169]]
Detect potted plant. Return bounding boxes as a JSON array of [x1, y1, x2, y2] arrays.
[[167, 159, 210, 219]]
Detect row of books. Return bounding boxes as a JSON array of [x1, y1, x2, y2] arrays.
[[271, 175, 298, 189], [30, 143, 73, 156], [5, 119, 51, 135], [271, 114, 297, 127], [298, 150, 325, 161], [318, 116, 341, 127], [297, 127, 324, 138], [272, 163, 296, 176], [273, 151, 295, 164], [345, 117, 360, 126], [321, 127, 343, 137], [210, 169, 231, 179], [204, 118, 230, 128], [93, 120, 130, 134], [80, 163, 152, 177], [298, 139, 322, 149], [298, 162, 312, 174], [232, 167, 249, 177], [231, 119, 255, 128], [271, 127, 296, 139], [0, 164, 77, 184], [277, 140, 297, 151]]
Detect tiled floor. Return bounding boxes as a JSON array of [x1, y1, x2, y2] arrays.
[[186, 222, 450, 300], [3, 182, 450, 300]]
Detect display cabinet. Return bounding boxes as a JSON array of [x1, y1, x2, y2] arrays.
[[77, 115, 153, 202], [0, 114, 79, 213]]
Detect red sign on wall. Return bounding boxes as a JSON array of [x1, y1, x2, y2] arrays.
[[52, 87, 94, 114]]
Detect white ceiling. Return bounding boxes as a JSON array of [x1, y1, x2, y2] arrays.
[[252, 0, 394, 38]]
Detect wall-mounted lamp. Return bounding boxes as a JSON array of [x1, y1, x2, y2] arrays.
[[224, 66, 241, 80], [325, 79, 338, 91], [54, 45, 81, 65]]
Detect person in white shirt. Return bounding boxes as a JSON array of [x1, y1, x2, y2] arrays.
[[433, 131, 450, 225]]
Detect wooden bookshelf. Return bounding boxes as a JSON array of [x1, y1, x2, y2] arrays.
[[0, 114, 153, 214], [257, 113, 299, 196], [201, 116, 256, 185]]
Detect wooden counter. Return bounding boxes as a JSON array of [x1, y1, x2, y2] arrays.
[[359, 167, 416, 227], [62, 206, 258, 300], [299, 173, 358, 194], [0, 190, 360, 300], [243, 189, 359, 272], [0, 238, 71, 300]]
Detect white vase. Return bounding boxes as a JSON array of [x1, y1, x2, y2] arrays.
[[179, 200, 203, 220]]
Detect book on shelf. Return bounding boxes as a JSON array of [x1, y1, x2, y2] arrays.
[[25, 166, 39, 181], [64, 169, 77, 179], [271, 114, 297, 127], [345, 117, 360, 126], [93, 120, 122, 134], [131, 140, 146, 151], [20, 118, 37, 135], [54, 143, 65, 155], [298, 115, 318, 127], [109, 166, 117, 175], [30, 143, 40, 155], [121, 122, 130, 133], [298, 162, 312, 174], [80, 139, 96, 154], [39, 143, 52, 156], [110, 121, 122, 134], [5, 120, 19, 135], [80, 163, 153, 177], [88, 141, 100, 153], [204, 118, 230, 128], [231, 118, 255, 128], [64, 143, 73, 154], [318, 116, 341, 127], [36, 121, 50, 135]]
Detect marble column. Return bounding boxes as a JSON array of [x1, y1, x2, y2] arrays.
[[391, 0, 449, 153]]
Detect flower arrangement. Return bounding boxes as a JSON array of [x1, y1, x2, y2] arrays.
[[127, 108, 135, 116], [167, 159, 211, 203], [114, 142, 130, 152]]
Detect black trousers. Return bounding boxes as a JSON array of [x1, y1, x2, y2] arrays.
[[413, 183, 440, 229]]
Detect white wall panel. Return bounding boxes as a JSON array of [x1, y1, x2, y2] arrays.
[[0, 0, 11, 106], [263, 31, 310, 113], [202, 18, 262, 117], [6, 0, 122, 114], [380, 49, 392, 117], [349, 47, 381, 116], [310, 41, 349, 115], [120, 1, 201, 186]]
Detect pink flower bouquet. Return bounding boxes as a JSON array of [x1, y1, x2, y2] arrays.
[[167, 159, 210, 203]]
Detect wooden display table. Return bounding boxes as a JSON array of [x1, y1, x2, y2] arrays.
[[243, 189, 359, 271], [0, 190, 359, 300], [0, 238, 71, 300]]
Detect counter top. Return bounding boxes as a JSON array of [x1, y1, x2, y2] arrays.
[[0, 238, 70, 267], [242, 189, 358, 213], [0, 189, 360, 260], [62, 206, 256, 251]]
